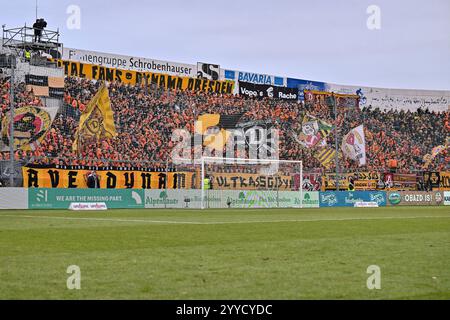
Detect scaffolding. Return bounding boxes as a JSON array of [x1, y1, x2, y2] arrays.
[[2, 24, 63, 65]]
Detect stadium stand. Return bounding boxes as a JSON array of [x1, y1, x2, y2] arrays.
[[2, 76, 448, 173]]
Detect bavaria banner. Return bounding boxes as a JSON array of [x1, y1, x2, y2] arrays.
[[224, 70, 285, 86], [238, 81, 298, 100], [319, 191, 387, 207]]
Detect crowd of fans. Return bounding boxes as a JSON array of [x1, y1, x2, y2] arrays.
[[0, 76, 448, 173]]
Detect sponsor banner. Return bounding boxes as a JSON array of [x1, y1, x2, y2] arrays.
[[286, 78, 327, 100], [238, 81, 298, 100], [223, 69, 284, 86], [62, 47, 195, 77], [197, 62, 220, 80], [143, 190, 319, 209], [28, 188, 145, 209], [22, 166, 196, 189], [205, 190, 319, 209], [319, 191, 387, 207], [0, 188, 28, 209], [54, 59, 234, 94], [444, 191, 450, 206], [386, 191, 444, 206], [145, 189, 203, 209], [325, 83, 450, 112]]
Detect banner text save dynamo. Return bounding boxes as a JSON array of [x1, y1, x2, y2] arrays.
[[55, 59, 234, 94]]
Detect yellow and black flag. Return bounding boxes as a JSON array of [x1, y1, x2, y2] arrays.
[[73, 85, 117, 151], [314, 147, 337, 168]]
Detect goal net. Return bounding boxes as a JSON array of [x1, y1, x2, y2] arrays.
[[200, 157, 303, 209]]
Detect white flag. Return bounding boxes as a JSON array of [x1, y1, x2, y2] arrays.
[[342, 125, 366, 166]]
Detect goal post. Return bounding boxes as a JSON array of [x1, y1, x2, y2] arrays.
[[200, 156, 303, 209]]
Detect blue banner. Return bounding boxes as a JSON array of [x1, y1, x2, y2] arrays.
[[286, 78, 327, 100], [319, 191, 387, 207], [224, 70, 284, 86]]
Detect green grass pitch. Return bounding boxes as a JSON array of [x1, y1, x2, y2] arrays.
[[0, 206, 449, 299]]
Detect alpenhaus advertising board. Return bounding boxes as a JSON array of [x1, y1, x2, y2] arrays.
[[386, 191, 444, 206], [54, 59, 234, 94], [143, 190, 319, 209], [319, 191, 387, 207], [28, 188, 145, 209]]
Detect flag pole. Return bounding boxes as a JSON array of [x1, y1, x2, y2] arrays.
[[333, 92, 340, 191]]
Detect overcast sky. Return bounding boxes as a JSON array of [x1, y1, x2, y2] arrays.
[[2, 0, 449, 90]]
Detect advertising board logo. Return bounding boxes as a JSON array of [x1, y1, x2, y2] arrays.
[[388, 192, 401, 205], [370, 193, 385, 205], [435, 192, 443, 203], [131, 191, 142, 205], [321, 193, 337, 206], [444, 192, 450, 206], [302, 192, 319, 205], [36, 189, 48, 202]]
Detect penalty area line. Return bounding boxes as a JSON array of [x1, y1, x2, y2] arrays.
[[0, 214, 449, 225]]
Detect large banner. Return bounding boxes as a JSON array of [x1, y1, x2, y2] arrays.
[[386, 191, 444, 206], [22, 166, 197, 189], [325, 83, 450, 112], [238, 81, 298, 100], [319, 191, 387, 207], [209, 172, 298, 190], [62, 47, 196, 77], [54, 59, 235, 94], [286, 78, 327, 101]]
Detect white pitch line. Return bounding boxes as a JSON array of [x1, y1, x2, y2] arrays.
[[0, 214, 449, 225]]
